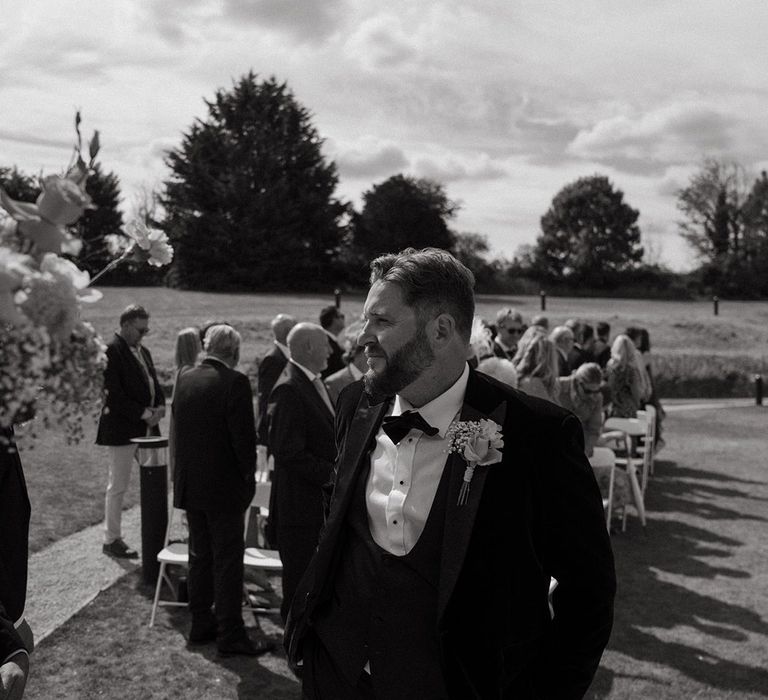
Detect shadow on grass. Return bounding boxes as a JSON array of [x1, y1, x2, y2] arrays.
[[592, 458, 768, 698]]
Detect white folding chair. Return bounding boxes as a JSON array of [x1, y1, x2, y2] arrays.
[[242, 483, 283, 615], [589, 447, 616, 531], [600, 426, 646, 531], [635, 405, 657, 482], [149, 506, 189, 627]]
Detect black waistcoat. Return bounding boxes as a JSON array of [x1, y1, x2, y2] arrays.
[[313, 459, 451, 699]]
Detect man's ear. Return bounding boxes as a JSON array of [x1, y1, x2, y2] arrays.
[[432, 313, 456, 345]]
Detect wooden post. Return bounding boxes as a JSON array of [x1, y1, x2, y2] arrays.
[[756, 375, 764, 406], [334, 288, 342, 309], [540, 290, 547, 311], [713, 295, 719, 316]]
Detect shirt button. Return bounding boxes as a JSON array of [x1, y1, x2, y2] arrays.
[[399, 480, 404, 485], [393, 520, 398, 524]]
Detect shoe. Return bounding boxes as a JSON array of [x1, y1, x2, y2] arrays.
[[188, 623, 217, 645], [217, 635, 275, 658], [102, 539, 139, 559]]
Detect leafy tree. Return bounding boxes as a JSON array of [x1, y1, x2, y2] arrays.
[[75, 163, 125, 278], [677, 158, 748, 263], [738, 170, 768, 295], [534, 175, 644, 285], [351, 174, 458, 261], [452, 231, 497, 288], [162, 72, 346, 290], [0, 166, 39, 201]]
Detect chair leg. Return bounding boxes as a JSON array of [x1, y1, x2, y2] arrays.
[[149, 562, 167, 627]]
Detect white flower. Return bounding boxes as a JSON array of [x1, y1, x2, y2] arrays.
[[446, 418, 505, 505], [125, 220, 174, 267], [40, 253, 101, 302]]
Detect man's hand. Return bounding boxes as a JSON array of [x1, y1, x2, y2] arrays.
[[0, 654, 29, 700]]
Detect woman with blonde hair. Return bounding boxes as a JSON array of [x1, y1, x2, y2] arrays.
[[605, 334, 647, 418], [514, 332, 559, 402], [556, 362, 604, 456], [170, 327, 202, 475]]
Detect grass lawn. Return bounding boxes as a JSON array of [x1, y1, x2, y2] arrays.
[[21, 405, 768, 698], [84, 287, 768, 395]]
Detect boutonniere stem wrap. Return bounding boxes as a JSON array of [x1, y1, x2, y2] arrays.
[[446, 418, 504, 505]]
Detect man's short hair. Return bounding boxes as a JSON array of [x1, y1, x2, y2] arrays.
[[531, 314, 549, 330], [204, 324, 241, 359], [596, 321, 611, 340], [495, 308, 523, 327], [319, 305, 341, 330], [581, 324, 594, 343], [119, 304, 149, 326], [369, 248, 475, 341]]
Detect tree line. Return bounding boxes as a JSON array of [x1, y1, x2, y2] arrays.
[[3, 72, 768, 297]]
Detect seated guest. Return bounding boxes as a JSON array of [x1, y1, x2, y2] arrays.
[[325, 321, 366, 404], [626, 326, 665, 448], [557, 363, 604, 457], [605, 334, 649, 418], [492, 308, 525, 360], [515, 332, 559, 402], [594, 321, 611, 368], [319, 305, 346, 379], [550, 325, 575, 377], [470, 317, 518, 387]]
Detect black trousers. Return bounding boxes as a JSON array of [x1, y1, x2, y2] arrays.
[[186, 507, 246, 641], [278, 526, 321, 622], [302, 632, 376, 700]]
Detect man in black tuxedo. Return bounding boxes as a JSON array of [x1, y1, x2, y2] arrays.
[[285, 248, 615, 699], [319, 305, 346, 379], [0, 429, 33, 700], [172, 325, 270, 657], [256, 313, 296, 447], [96, 305, 165, 559], [267, 323, 335, 621]]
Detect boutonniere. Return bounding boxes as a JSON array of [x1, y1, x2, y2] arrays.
[[446, 418, 504, 505]]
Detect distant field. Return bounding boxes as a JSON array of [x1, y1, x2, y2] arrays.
[[86, 287, 768, 397]]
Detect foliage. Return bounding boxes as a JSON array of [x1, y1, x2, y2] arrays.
[[534, 174, 644, 286], [75, 163, 125, 278], [350, 174, 458, 269], [451, 231, 499, 288], [162, 72, 347, 291], [0, 166, 40, 202]]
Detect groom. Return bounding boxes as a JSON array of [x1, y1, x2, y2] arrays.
[[285, 248, 616, 699]]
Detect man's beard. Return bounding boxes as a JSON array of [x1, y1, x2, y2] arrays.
[[363, 327, 435, 402]]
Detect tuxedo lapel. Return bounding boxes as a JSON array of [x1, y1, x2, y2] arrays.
[[438, 370, 508, 622]]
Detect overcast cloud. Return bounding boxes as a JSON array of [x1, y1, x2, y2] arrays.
[[4, 0, 768, 270]]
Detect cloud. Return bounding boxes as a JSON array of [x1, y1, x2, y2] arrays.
[[344, 14, 418, 69], [334, 142, 409, 177], [0, 129, 71, 150], [221, 0, 347, 43], [566, 102, 737, 174], [412, 153, 507, 183]]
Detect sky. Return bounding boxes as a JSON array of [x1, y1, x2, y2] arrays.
[[3, 1, 768, 271]]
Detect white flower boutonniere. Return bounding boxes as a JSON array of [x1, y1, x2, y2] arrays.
[[446, 418, 504, 505]]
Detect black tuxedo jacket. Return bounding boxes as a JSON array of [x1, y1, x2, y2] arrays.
[[95, 334, 165, 446], [172, 359, 256, 512], [267, 363, 336, 541], [320, 336, 345, 379], [285, 367, 615, 699], [256, 344, 288, 445], [0, 429, 30, 661]]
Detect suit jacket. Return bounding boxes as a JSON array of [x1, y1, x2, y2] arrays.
[[320, 336, 345, 379], [286, 368, 615, 699], [324, 365, 358, 405], [0, 429, 30, 662], [267, 363, 336, 544], [95, 334, 165, 446], [256, 343, 288, 445], [172, 359, 256, 512]]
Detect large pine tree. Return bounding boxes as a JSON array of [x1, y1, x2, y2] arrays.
[[162, 72, 346, 290]]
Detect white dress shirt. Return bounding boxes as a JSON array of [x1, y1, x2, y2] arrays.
[[275, 340, 290, 359], [366, 363, 469, 556]]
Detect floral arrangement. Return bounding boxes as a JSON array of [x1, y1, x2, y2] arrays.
[[0, 114, 173, 444], [445, 418, 504, 505]]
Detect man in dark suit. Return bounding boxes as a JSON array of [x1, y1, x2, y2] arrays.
[[96, 305, 165, 559], [594, 321, 612, 368], [319, 305, 346, 379], [0, 428, 32, 699], [285, 248, 615, 699], [267, 323, 335, 622], [256, 314, 296, 447], [172, 325, 270, 657], [325, 321, 366, 405]]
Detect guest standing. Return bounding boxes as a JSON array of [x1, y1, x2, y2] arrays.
[[285, 248, 615, 699], [0, 428, 32, 699], [267, 323, 335, 621], [168, 327, 201, 476], [256, 314, 296, 447], [319, 305, 346, 379], [516, 331, 560, 402], [550, 325, 575, 377], [172, 325, 270, 656], [325, 321, 366, 405], [594, 321, 612, 369], [96, 305, 165, 559]]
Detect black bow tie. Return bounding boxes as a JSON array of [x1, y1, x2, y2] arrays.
[[381, 410, 439, 445]]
